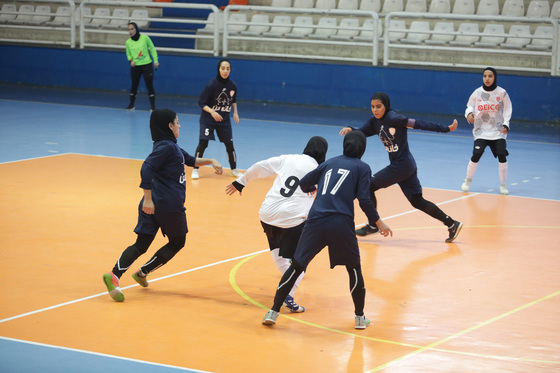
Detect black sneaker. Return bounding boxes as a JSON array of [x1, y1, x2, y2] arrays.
[[445, 221, 463, 243], [126, 104, 135, 111], [356, 223, 379, 236]]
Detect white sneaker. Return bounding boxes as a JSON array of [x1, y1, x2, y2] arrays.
[[262, 310, 279, 326], [461, 178, 471, 192], [500, 184, 509, 195], [355, 315, 370, 329], [230, 169, 243, 177], [191, 169, 199, 180]]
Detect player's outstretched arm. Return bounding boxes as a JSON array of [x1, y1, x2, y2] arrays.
[[339, 126, 353, 136]]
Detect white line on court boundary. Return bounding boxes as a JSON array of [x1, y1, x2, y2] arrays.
[[0, 249, 268, 325], [0, 336, 212, 373]]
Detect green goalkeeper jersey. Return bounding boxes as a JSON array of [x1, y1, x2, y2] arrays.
[[126, 34, 158, 66]]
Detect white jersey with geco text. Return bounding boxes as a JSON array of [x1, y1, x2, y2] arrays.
[[465, 86, 512, 141]]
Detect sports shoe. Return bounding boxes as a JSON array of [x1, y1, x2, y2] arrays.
[[461, 178, 471, 192], [262, 310, 279, 326], [132, 270, 149, 287], [126, 104, 135, 111], [102, 272, 124, 302], [355, 223, 379, 236], [191, 168, 199, 180], [283, 295, 305, 313], [499, 184, 509, 195], [445, 220, 463, 243], [355, 315, 370, 329], [230, 169, 243, 177]]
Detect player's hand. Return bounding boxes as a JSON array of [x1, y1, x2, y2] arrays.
[[211, 111, 223, 122], [233, 112, 240, 124], [212, 160, 223, 175], [225, 183, 240, 196], [500, 125, 509, 134], [142, 199, 155, 215], [449, 119, 458, 132], [466, 113, 475, 124], [339, 127, 352, 136], [376, 219, 393, 237]]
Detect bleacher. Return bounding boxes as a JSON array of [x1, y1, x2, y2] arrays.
[[0, 0, 558, 75]]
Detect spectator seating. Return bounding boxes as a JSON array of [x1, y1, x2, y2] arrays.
[[405, 0, 427, 13], [526, 25, 553, 49], [103, 8, 130, 29], [526, 0, 550, 17], [285, 15, 314, 38], [476, 0, 500, 15], [240, 14, 270, 36], [500, 24, 531, 48], [452, 0, 475, 14], [309, 17, 337, 38], [262, 15, 292, 37], [449, 22, 480, 46], [316, 0, 336, 9], [338, 0, 359, 10], [429, 0, 451, 13], [425, 21, 455, 44], [226, 12, 247, 34], [381, 0, 404, 13], [130, 9, 150, 29], [501, 0, 525, 16], [87, 8, 111, 28], [0, 4, 17, 23], [400, 20, 430, 43], [331, 17, 360, 39], [8, 4, 34, 24], [360, 0, 381, 12], [28, 5, 52, 25], [474, 23, 505, 47], [46, 6, 72, 26]]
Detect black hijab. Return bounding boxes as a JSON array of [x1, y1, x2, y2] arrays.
[[303, 136, 328, 165], [343, 131, 366, 159], [482, 67, 498, 92], [128, 22, 140, 41], [371, 92, 391, 120], [150, 109, 177, 143], [216, 59, 231, 84]]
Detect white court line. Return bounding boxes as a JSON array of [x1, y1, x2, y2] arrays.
[[356, 192, 480, 227], [0, 336, 212, 373], [0, 249, 268, 325]]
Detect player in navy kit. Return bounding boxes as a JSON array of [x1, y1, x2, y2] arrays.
[[262, 131, 392, 330], [102, 109, 223, 302], [339, 92, 462, 243], [192, 59, 242, 179], [226, 136, 329, 313]]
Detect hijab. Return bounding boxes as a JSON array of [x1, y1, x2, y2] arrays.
[[482, 67, 498, 92], [343, 130, 366, 159], [128, 22, 140, 41], [216, 59, 231, 84], [303, 136, 328, 165], [371, 92, 391, 120], [150, 109, 177, 143]]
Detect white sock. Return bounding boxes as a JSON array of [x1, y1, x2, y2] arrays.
[[499, 162, 508, 185], [270, 248, 305, 298], [270, 248, 290, 274], [466, 160, 478, 180]]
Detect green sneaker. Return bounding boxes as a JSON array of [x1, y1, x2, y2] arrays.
[[102, 272, 124, 302], [132, 270, 149, 287]]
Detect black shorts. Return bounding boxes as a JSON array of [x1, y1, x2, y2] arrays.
[[199, 122, 233, 143], [261, 221, 305, 259], [134, 202, 188, 238], [372, 160, 422, 196], [294, 214, 360, 269], [473, 138, 508, 158]]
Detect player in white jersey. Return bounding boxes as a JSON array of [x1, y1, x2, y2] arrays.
[[462, 67, 513, 195], [226, 136, 328, 313]]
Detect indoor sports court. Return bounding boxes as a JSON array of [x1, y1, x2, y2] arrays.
[[0, 84, 559, 372]]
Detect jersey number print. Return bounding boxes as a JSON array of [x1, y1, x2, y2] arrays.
[[322, 169, 350, 195]]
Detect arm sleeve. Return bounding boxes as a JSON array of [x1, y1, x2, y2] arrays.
[[181, 149, 196, 167], [411, 118, 450, 133], [356, 118, 379, 137], [139, 144, 169, 189], [356, 164, 379, 224], [198, 81, 212, 109], [237, 156, 282, 187], [501, 90, 512, 127], [299, 164, 324, 193], [465, 90, 477, 118], [146, 36, 158, 63], [125, 42, 132, 61]]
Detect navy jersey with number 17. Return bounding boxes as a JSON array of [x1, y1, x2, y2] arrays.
[[300, 154, 379, 225]]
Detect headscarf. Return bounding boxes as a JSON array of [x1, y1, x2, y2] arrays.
[[303, 136, 328, 165], [343, 130, 366, 159], [150, 108, 177, 143], [216, 58, 231, 84], [371, 92, 391, 119], [128, 22, 140, 41], [482, 67, 498, 92]]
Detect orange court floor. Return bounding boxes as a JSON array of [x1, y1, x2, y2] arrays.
[[0, 154, 559, 373]]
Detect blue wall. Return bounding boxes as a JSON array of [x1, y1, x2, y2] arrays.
[[1, 45, 559, 122]]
